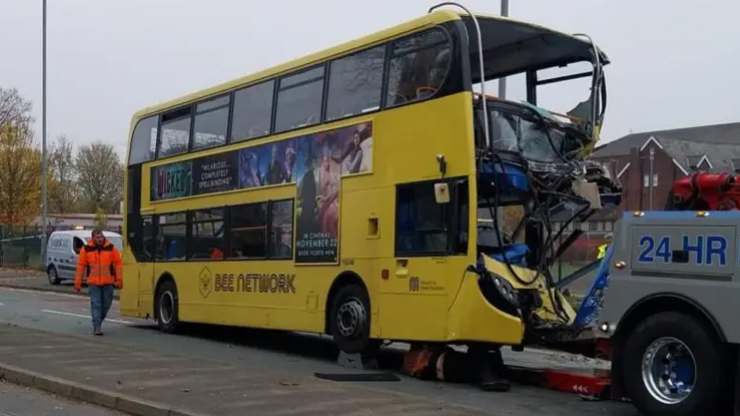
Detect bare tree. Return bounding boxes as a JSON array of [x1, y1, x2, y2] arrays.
[[75, 141, 123, 214], [0, 88, 41, 228], [49, 134, 78, 214], [0, 88, 33, 132]]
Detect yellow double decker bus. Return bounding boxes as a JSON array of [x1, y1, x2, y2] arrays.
[[121, 4, 609, 356]]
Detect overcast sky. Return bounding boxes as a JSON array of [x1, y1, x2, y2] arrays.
[[1, 0, 738, 158]]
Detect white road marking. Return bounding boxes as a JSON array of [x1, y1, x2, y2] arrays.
[[1, 287, 99, 301], [41, 309, 133, 325]]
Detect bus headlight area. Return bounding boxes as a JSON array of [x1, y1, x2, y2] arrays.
[[477, 268, 521, 313]]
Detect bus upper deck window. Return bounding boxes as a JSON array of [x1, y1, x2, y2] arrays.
[[128, 116, 158, 166], [158, 107, 192, 158], [326, 46, 385, 121], [193, 96, 230, 151], [275, 66, 325, 134], [231, 80, 275, 142], [386, 29, 451, 108]]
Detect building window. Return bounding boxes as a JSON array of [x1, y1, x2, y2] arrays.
[[643, 173, 659, 187], [326, 46, 385, 121], [386, 29, 452, 108], [605, 221, 613, 232], [589, 221, 598, 232], [192, 96, 230, 151], [687, 155, 702, 170], [274, 66, 325, 133], [732, 158, 740, 173], [231, 80, 275, 142]]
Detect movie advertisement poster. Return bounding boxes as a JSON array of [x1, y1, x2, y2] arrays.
[[148, 120, 374, 264], [238, 139, 298, 189], [151, 161, 192, 201], [193, 152, 238, 195], [293, 122, 373, 263]]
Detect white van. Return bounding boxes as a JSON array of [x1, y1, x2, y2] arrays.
[[45, 230, 123, 285]]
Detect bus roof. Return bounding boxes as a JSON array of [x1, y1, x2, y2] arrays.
[[132, 9, 606, 121], [463, 12, 609, 81]]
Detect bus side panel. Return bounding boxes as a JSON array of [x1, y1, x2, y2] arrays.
[[373, 93, 477, 341], [339, 187, 384, 337], [161, 262, 322, 332], [340, 187, 383, 260], [379, 257, 471, 341]]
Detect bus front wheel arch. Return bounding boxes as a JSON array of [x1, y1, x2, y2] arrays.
[[154, 274, 180, 334], [325, 274, 377, 355]]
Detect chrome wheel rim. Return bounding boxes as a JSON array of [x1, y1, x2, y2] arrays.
[[48, 268, 56, 284], [641, 337, 696, 404], [159, 291, 175, 325], [336, 297, 366, 338]]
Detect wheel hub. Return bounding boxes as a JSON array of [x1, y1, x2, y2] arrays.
[[336, 298, 366, 338], [641, 337, 696, 404], [159, 292, 174, 325]]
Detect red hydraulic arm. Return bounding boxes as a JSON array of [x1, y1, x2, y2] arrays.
[[668, 171, 740, 211]]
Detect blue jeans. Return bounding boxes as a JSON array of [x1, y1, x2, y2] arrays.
[[89, 285, 115, 330]]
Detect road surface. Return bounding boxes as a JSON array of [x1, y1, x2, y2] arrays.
[[0, 287, 637, 416], [0, 380, 123, 416]]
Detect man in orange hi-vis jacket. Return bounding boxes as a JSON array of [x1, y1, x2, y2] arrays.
[[74, 229, 123, 336]]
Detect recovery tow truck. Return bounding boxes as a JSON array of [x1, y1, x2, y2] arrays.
[[594, 171, 740, 416]]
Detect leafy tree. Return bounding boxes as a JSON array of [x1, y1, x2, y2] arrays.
[[75, 141, 123, 214], [0, 88, 40, 229], [93, 207, 109, 229]]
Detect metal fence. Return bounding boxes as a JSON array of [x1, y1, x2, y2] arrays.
[[0, 229, 42, 268], [0, 223, 122, 269]]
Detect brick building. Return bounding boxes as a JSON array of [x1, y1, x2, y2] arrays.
[[591, 121, 740, 220], [552, 122, 740, 264]]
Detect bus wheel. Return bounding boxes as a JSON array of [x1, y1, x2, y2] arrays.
[[329, 284, 371, 354], [155, 280, 180, 334], [622, 311, 727, 416], [47, 266, 61, 285]]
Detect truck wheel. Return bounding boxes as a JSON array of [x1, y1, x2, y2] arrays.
[[329, 284, 373, 354], [622, 311, 726, 416], [155, 280, 180, 334], [47, 266, 61, 285]]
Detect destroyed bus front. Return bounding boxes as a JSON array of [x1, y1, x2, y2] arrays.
[[440, 10, 620, 345]]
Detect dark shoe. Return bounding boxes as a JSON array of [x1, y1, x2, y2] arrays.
[[93, 328, 103, 336], [480, 378, 510, 392], [477, 357, 510, 392]]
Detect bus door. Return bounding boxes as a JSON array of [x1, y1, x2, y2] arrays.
[[122, 164, 155, 314], [379, 178, 470, 340], [138, 212, 156, 300]]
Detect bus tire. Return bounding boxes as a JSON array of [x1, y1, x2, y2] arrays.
[[155, 280, 180, 334], [622, 311, 726, 416], [329, 284, 372, 354]]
